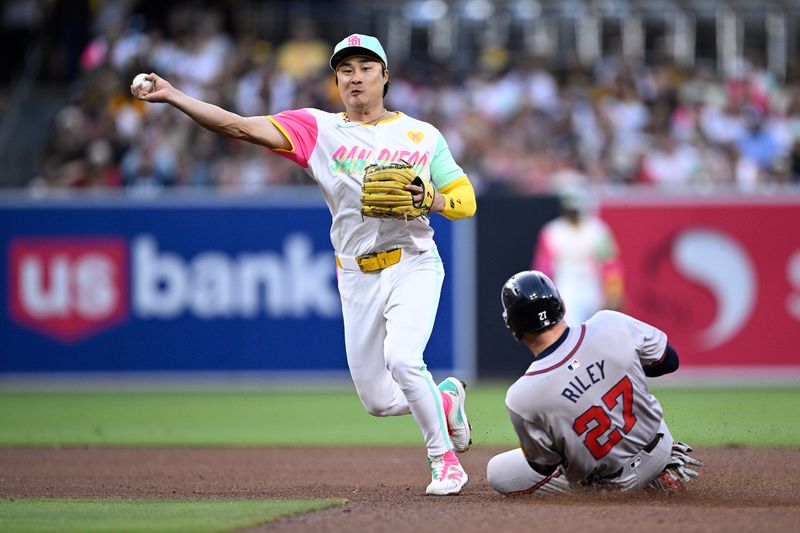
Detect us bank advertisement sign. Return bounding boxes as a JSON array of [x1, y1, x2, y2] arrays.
[[0, 198, 455, 373], [601, 197, 800, 368]]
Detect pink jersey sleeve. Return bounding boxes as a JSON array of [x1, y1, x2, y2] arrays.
[[267, 109, 319, 168]]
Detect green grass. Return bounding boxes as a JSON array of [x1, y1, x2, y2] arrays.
[[0, 498, 345, 533], [650, 387, 800, 447], [0, 389, 424, 446], [0, 386, 798, 447]]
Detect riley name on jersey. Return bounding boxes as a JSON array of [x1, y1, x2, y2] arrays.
[[561, 359, 606, 404]]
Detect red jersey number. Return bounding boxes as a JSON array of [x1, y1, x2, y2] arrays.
[[572, 376, 638, 460]]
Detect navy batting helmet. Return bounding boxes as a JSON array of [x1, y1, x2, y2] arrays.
[[501, 271, 565, 340]]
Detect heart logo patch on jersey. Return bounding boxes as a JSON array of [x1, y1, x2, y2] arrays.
[[407, 131, 424, 144]]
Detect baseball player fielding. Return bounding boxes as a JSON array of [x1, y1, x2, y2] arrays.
[[131, 33, 477, 496]]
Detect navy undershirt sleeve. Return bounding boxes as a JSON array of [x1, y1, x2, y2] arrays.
[[644, 343, 680, 377]]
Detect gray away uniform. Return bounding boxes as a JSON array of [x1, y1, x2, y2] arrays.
[[487, 310, 675, 494]]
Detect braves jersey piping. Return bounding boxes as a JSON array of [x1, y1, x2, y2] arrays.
[[524, 324, 586, 376]]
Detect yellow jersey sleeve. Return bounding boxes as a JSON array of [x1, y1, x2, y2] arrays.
[[438, 177, 477, 220]]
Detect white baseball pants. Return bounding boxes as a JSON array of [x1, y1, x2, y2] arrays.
[[337, 247, 453, 457]]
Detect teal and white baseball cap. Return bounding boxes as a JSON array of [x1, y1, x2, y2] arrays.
[[330, 34, 388, 70]]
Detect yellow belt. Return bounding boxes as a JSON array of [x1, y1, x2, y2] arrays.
[[336, 248, 402, 272]]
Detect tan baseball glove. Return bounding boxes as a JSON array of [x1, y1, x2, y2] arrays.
[[361, 162, 435, 220]]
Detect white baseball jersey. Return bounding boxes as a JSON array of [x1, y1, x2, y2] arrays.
[[267, 108, 468, 458], [533, 216, 619, 325], [505, 310, 668, 483], [268, 109, 465, 257]]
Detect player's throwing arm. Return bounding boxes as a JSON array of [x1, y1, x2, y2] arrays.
[[131, 72, 289, 150]]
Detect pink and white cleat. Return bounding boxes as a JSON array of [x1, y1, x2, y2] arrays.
[[426, 450, 468, 495], [438, 377, 472, 453]]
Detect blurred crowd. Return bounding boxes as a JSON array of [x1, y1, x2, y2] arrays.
[[32, 3, 800, 195]]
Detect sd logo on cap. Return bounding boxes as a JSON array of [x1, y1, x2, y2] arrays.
[[330, 34, 388, 70]]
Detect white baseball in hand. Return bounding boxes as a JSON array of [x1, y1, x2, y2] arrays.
[[132, 73, 154, 95]]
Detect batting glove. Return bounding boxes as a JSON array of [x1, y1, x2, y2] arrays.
[[666, 441, 704, 481]]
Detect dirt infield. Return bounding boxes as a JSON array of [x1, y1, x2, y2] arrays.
[[2, 446, 798, 532]]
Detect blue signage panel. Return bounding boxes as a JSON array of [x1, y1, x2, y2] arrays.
[[0, 197, 454, 373]]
